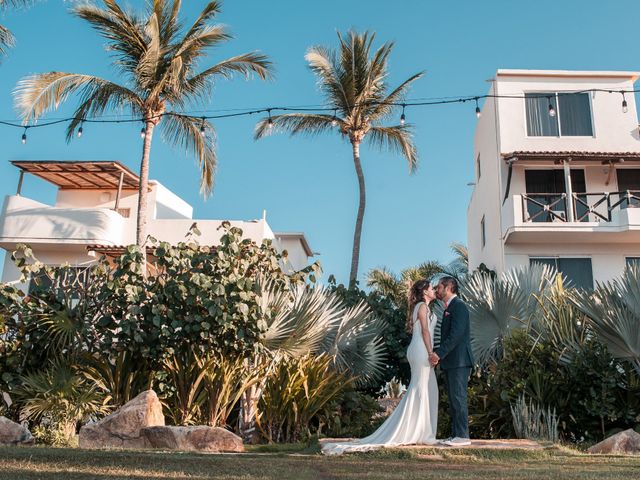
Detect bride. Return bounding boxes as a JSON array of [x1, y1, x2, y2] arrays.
[[322, 279, 439, 455]]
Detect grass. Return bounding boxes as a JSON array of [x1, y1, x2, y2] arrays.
[[0, 444, 638, 479]]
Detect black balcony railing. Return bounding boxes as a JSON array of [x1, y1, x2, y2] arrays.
[[521, 190, 640, 223]]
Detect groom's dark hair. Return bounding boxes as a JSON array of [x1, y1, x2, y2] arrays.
[[439, 276, 459, 294]]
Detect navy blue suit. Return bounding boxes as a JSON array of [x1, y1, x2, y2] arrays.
[[434, 295, 473, 439]]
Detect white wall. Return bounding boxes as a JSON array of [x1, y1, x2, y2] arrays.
[[495, 70, 640, 154], [467, 82, 505, 272]]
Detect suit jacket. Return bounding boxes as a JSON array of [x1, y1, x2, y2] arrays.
[[434, 296, 474, 370]]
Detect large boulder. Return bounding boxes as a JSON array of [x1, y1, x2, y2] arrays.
[[141, 426, 244, 453], [79, 390, 164, 449], [588, 429, 640, 455], [0, 416, 33, 446]]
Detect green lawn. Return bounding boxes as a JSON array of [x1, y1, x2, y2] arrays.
[[0, 444, 638, 480]]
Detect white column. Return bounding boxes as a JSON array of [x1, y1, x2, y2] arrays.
[[563, 159, 575, 222]]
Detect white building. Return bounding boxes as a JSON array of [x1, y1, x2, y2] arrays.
[[468, 69, 640, 288], [0, 160, 314, 289]]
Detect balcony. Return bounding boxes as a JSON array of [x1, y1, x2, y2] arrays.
[[502, 191, 640, 244], [0, 195, 127, 248]]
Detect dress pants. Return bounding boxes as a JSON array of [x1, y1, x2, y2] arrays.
[[444, 367, 471, 439]]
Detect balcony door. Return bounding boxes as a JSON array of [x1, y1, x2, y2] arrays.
[[616, 169, 640, 208], [524, 169, 586, 222]]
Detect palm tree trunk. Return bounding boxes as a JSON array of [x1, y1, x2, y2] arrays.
[[136, 120, 155, 262], [349, 139, 365, 288]]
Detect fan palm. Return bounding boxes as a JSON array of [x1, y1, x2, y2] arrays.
[[572, 265, 640, 374], [0, 0, 35, 56], [14, 0, 271, 254], [462, 264, 556, 366], [255, 31, 422, 287]]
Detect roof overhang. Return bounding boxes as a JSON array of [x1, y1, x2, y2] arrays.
[[496, 69, 640, 82], [502, 151, 640, 164], [12, 160, 142, 190], [274, 232, 315, 257]]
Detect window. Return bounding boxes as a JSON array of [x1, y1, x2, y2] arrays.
[[530, 257, 594, 290], [525, 92, 593, 137], [480, 215, 486, 248], [626, 257, 640, 269], [476, 153, 481, 180]]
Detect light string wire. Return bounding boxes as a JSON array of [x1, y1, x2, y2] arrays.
[[3, 87, 639, 132]]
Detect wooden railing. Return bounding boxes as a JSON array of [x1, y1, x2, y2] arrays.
[[521, 191, 640, 223]]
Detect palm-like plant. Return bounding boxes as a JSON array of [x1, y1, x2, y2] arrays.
[[14, 0, 271, 253], [462, 264, 556, 366], [572, 265, 640, 374], [256, 31, 422, 287], [0, 0, 35, 56]]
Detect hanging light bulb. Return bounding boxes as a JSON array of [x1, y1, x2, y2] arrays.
[[200, 117, 206, 137], [21, 127, 27, 145], [77, 123, 84, 138], [267, 109, 273, 129], [400, 104, 406, 125], [140, 125, 146, 139], [331, 109, 338, 127], [475, 97, 481, 118], [548, 97, 556, 117], [622, 93, 628, 113]]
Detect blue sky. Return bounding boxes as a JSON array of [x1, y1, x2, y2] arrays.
[[0, 0, 639, 286]]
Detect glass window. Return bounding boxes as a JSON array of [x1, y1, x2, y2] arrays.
[[525, 92, 593, 137], [530, 257, 593, 290], [626, 257, 640, 269], [558, 93, 593, 136], [525, 93, 559, 136]]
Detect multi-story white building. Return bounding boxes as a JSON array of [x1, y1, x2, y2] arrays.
[[0, 160, 314, 290], [468, 70, 640, 288]]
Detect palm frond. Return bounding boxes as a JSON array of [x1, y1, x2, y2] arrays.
[[367, 125, 418, 173], [368, 72, 424, 122], [161, 113, 216, 196], [572, 265, 640, 373], [14, 72, 141, 124], [0, 24, 15, 55], [254, 113, 336, 140], [304, 46, 349, 111], [366, 267, 401, 299]]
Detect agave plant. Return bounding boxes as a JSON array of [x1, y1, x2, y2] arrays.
[[463, 264, 556, 366], [572, 266, 640, 374]]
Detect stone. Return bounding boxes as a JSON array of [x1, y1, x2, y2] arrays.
[[79, 390, 164, 449], [0, 416, 34, 446], [588, 429, 640, 455], [141, 426, 244, 453]]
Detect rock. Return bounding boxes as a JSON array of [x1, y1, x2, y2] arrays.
[[0, 416, 34, 446], [588, 429, 640, 455], [141, 426, 244, 453], [79, 390, 164, 449], [376, 397, 402, 418]]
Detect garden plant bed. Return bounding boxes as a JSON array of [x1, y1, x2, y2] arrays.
[[0, 444, 639, 479]]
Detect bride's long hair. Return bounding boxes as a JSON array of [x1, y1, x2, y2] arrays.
[[406, 279, 432, 333]]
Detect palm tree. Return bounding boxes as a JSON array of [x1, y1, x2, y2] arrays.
[[255, 31, 422, 287], [0, 0, 35, 56], [14, 0, 271, 253]]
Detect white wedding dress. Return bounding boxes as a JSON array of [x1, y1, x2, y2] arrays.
[[322, 302, 439, 455]]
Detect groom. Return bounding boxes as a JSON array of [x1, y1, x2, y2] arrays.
[[430, 276, 473, 447]]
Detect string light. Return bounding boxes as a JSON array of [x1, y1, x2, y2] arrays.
[[1, 88, 638, 136], [21, 127, 27, 145], [331, 109, 338, 127], [200, 117, 206, 136]]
